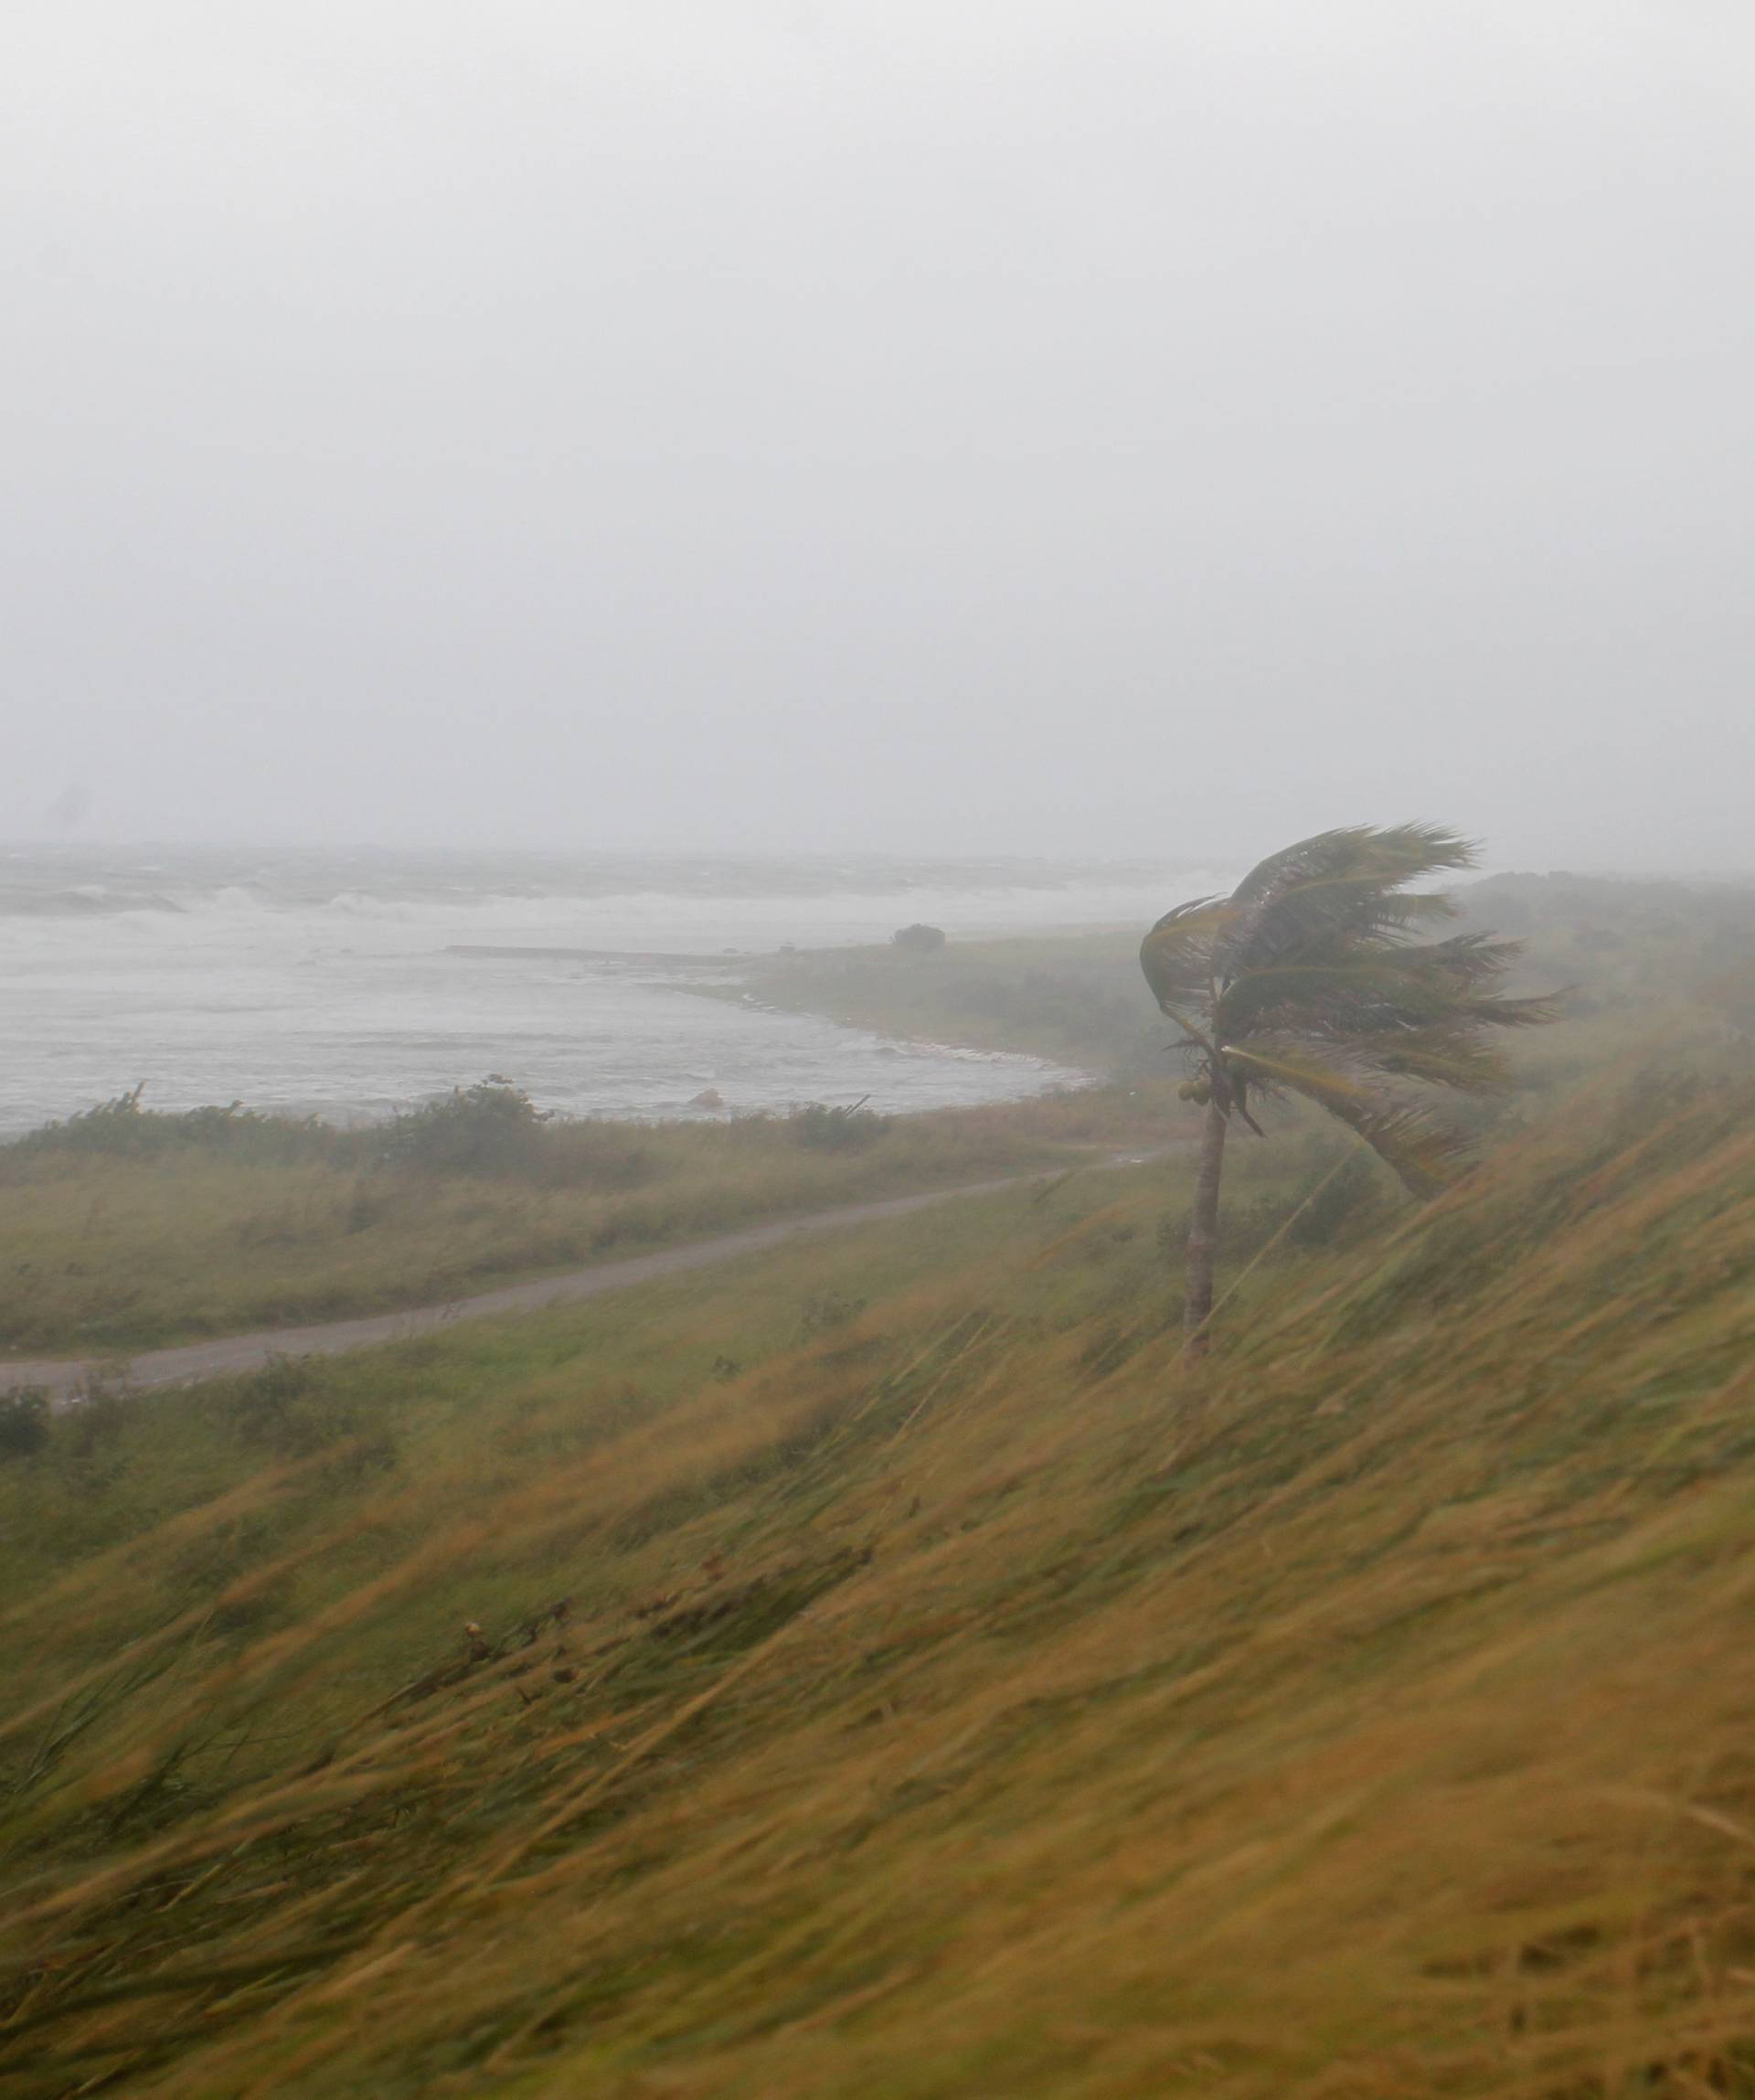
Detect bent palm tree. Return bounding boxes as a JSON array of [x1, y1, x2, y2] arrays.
[[1141, 825, 1560, 1352]]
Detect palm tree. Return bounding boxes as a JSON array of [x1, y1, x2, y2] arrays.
[[1140, 825, 1560, 1353]]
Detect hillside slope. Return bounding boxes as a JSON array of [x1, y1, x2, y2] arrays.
[[4, 1066, 1754, 2098]]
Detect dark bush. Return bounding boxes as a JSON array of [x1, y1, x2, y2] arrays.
[[787, 1102, 895, 1152], [378, 1081, 659, 1189], [892, 922, 946, 953], [0, 1388, 50, 1461], [5, 1086, 354, 1170], [378, 1077, 550, 1177]]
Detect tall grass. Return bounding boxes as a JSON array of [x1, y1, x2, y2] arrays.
[[0, 1083, 1172, 1354], [2, 1058, 1753, 2094]]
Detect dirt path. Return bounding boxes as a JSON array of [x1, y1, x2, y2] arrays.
[[3, 1153, 1166, 1404]]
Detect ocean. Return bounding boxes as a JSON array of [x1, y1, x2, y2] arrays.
[[1, 845, 1217, 1137]]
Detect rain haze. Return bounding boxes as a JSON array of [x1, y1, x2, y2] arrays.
[[4, 1, 1751, 869], [14, 19, 1755, 2077]]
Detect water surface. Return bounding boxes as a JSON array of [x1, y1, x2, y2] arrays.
[[2, 847, 1214, 1135]]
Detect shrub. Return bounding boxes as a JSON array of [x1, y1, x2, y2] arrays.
[[379, 1077, 550, 1178], [892, 922, 946, 953], [787, 1102, 895, 1152], [6, 1087, 349, 1169], [0, 1389, 50, 1461]]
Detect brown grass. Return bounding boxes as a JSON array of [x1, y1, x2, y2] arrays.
[[3, 1062, 1754, 2096]]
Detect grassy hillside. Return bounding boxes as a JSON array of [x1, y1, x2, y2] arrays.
[[0, 1083, 1173, 1357], [4, 1056, 1753, 2096]]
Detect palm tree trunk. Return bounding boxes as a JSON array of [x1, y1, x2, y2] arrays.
[[1183, 1099, 1228, 1356]]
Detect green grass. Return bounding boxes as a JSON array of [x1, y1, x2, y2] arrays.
[[4, 1052, 1755, 2096], [705, 930, 1165, 1074], [0, 1084, 1179, 1357]]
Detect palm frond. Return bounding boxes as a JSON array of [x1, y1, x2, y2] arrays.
[[1139, 822, 1559, 1211], [1216, 960, 1471, 1038], [1453, 990, 1572, 1029], [1365, 1030, 1516, 1092], [1226, 1041, 1472, 1195], [1139, 899, 1242, 1014], [1390, 930, 1531, 991], [1228, 825, 1471, 905], [1218, 827, 1478, 981]]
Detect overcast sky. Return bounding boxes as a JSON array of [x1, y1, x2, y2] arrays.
[[4, 2, 1750, 868]]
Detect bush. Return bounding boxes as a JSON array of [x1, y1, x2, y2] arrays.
[[6, 1087, 349, 1169], [379, 1078, 550, 1178], [892, 922, 946, 953], [377, 1080, 662, 1189], [787, 1102, 895, 1152], [0, 1389, 50, 1461]]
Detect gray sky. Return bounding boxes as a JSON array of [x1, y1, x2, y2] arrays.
[[4, 2, 1751, 868]]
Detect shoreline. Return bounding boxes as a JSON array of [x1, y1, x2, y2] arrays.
[[444, 925, 1149, 1082], [2, 927, 1137, 1146]]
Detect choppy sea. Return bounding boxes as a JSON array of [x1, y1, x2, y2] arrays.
[[1, 846, 1218, 1136]]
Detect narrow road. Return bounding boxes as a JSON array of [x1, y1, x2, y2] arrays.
[[3, 1153, 1165, 1403]]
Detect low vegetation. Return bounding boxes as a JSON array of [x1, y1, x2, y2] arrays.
[[0, 1081, 1176, 1357], [2, 1049, 1752, 2095], [708, 928, 1165, 1073], [5, 874, 1752, 2095]]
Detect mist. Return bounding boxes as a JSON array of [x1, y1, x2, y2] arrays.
[[5, 2, 1750, 868]]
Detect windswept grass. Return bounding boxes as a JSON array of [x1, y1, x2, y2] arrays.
[[3, 1055, 1754, 2095], [0, 1083, 1174, 1356]]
